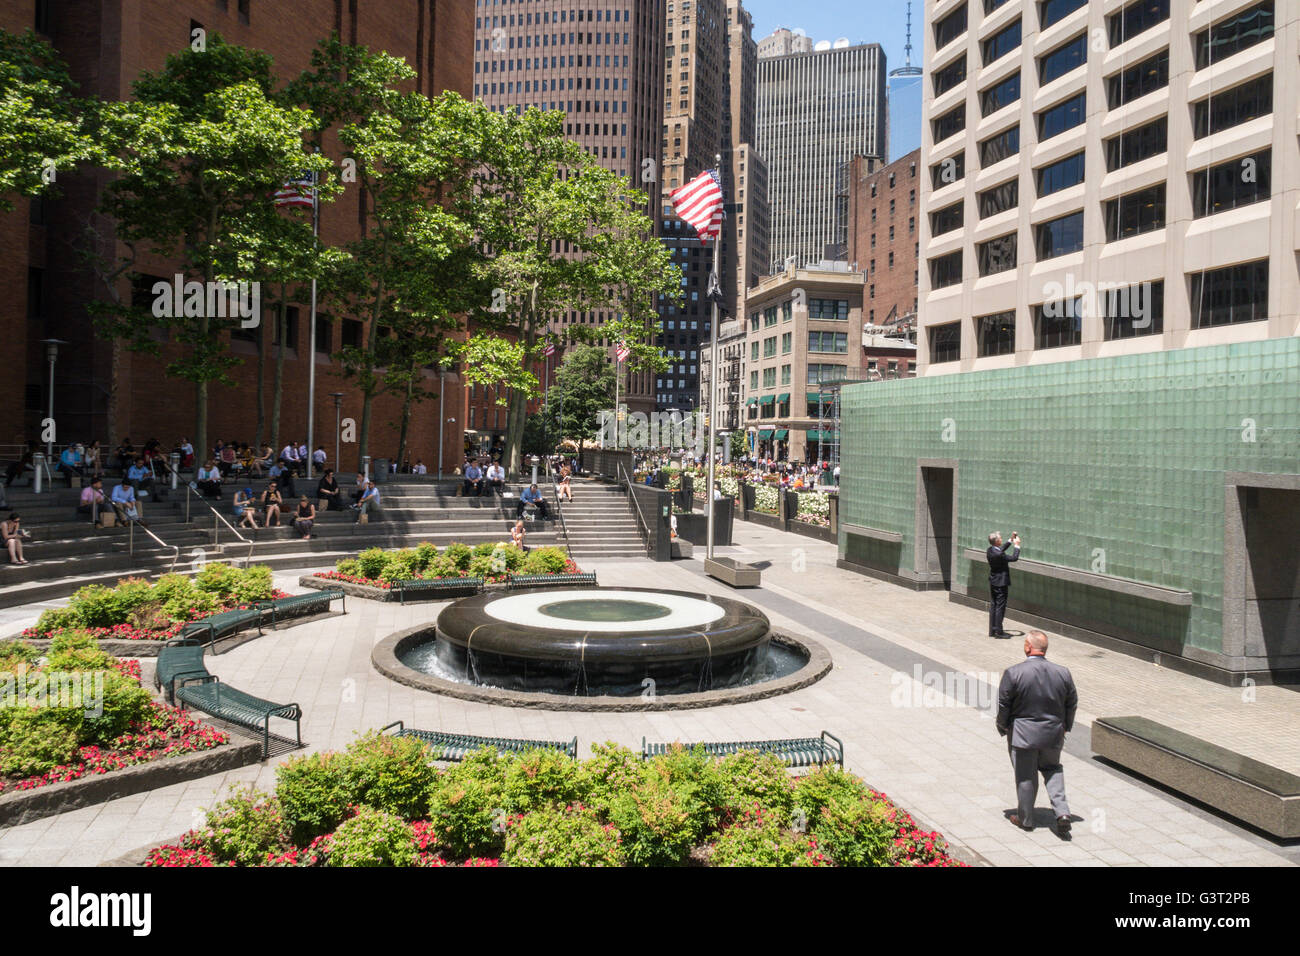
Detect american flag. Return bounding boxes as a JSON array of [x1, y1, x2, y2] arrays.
[[273, 172, 316, 208], [615, 342, 631, 363], [670, 169, 724, 243], [543, 339, 556, 357]]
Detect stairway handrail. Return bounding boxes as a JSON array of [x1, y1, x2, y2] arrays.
[[616, 461, 653, 557], [127, 520, 180, 573]]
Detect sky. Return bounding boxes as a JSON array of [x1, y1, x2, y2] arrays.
[[741, 0, 925, 160]]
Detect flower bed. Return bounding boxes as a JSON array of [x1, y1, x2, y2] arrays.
[[793, 491, 831, 527], [143, 733, 965, 868], [0, 634, 230, 796], [21, 564, 282, 643], [752, 483, 779, 515], [314, 542, 580, 591]]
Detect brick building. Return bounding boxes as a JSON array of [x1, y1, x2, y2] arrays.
[[847, 148, 921, 337], [2, 0, 476, 474]]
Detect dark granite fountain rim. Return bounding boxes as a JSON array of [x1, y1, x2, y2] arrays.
[[371, 624, 833, 712], [435, 586, 771, 663]]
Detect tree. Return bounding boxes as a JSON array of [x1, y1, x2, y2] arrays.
[[729, 430, 748, 461], [551, 344, 616, 459], [91, 35, 333, 459], [461, 105, 680, 478], [0, 29, 98, 210]]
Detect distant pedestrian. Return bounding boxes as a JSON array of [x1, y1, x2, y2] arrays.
[[986, 531, 1021, 637], [996, 630, 1077, 833]]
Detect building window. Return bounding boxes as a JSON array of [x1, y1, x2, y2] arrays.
[[808, 299, 849, 320], [780, 366, 791, 386], [315, 316, 332, 353], [976, 311, 1016, 357], [983, 20, 1021, 66], [1194, 1, 1273, 71], [808, 331, 848, 354], [1190, 260, 1269, 328], [932, 152, 964, 189], [1105, 184, 1165, 240], [931, 201, 963, 236], [1036, 151, 1086, 196], [1104, 116, 1166, 170], [1035, 211, 1084, 259], [1033, 299, 1082, 349], [781, 332, 791, 353], [929, 250, 963, 290], [808, 364, 847, 385], [934, 2, 968, 49], [980, 73, 1021, 116], [1037, 92, 1086, 141], [932, 105, 966, 143], [762, 367, 776, 388], [1040, 0, 1087, 30], [1106, 49, 1168, 109], [750, 341, 759, 362], [1192, 151, 1270, 218], [978, 179, 1018, 218], [933, 54, 967, 97], [979, 126, 1020, 167], [763, 336, 777, 357], [1039, 33, 1086, 85], [1193, 73, 1273, 139], [1103, 280, 1164, 339], [977, 233, 1017, 276], [928, 322, 961, 364]]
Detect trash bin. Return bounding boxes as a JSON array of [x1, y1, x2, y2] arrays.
[[373, 458, 390, 482]]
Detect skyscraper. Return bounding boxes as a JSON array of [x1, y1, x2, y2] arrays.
[[472, 0, 666, 414], [756, 38, 888, 272]]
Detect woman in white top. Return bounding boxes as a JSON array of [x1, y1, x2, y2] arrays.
[[196, 460, 222, 498]]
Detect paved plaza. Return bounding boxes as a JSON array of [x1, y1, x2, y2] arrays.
[[1, 520, 1296, 868]]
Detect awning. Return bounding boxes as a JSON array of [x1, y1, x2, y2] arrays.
[[806, 429, 840, 442], [776, 393, 790, 404], [759, 394, 775, 405], [746, 397, 758, 406], [757, 429, 774, 440], [806, 392, 824, 404], [774, 429, 789, 440]]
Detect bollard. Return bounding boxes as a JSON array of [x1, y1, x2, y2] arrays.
[[530, 456, 539, 486], [362, 455, 371, 483], [33, 452, 44, 494], [170, 452, 180, 490]]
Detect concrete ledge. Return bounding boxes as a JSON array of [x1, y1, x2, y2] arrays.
[[842, 523, 904, 544], [836, 557, 949, 591], [0, 739, 263, 828], [787, 519, 836, 543], [705, 557, 761, 588], [1092, 716, 1300, 839], [960, 548, 1193, 606], [670, 538, 694, 559], [372, 625, 831, 712], [743, 510, 784, 531]]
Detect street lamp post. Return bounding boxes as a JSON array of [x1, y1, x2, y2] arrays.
[[329, 392, 344, 472], [40, 339, 67, 461]]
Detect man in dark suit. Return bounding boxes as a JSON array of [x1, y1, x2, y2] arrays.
[[986, 531, 1020, 637], [996, 630, 1078, 832]]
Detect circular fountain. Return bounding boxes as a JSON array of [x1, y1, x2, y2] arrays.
[[373, 586, 831, 709]]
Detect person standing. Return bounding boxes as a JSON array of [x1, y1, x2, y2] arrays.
[[996, 630, 1077, 833], [986, 531, 1021, 638]]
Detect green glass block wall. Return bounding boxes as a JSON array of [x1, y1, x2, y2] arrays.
[[839, 338, 1300, 657]]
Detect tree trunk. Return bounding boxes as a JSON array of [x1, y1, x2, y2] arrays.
[[395, 371, 414, 471], [504, 388, 527, 479], [271, 293, 286, 453], [254, 315, 265, 449]]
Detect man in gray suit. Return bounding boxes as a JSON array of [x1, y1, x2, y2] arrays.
[[996, 629, 1078, 833]]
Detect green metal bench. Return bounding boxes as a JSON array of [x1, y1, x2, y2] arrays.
[[258, 588, 345, 625], [505, 571, 597, 591], [176, 677, 302, 760], [380, 721, 578, 761], [153, 636, 211, 704], [177, 606, 267, 651], [641, 731, 844, 768], [395, 576, 483, 605]]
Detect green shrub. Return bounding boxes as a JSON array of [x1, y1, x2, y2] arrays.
[[0, 641, 40, 669], [0, 708, 81, 777], [276, 751, 354, 845], [413, 542, 438, 572], [196, 788, 291, 866], [710, 815, 825, 867], [378, 550, 420, 584], [500, 749, 591, 814], [585, 742, 644, 812], [444, 543, 472, 571], [152, 574, 219, 622], [341, 732, 438, 820], [715, 750, 796, 825], [467, 554, 498, 579], [503, 806, 623, 867], [646, 744, 726, 834], [425, 749, 507, 859], [810, 793, 894, 867], [521, 547, 568, 575], [335, 558, 360, 576], [326, 807, 417, 867], [356, 548, 389, 581], [193, 562, 239, 597], [605, 763, 702, 866], [792, 764, 871, 824], [79, 670, 152, 742], [228, 564, 274, 603], [472, 542, 497, 558]]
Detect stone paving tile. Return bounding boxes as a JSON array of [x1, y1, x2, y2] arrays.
[[1, 528, 1295, 868]]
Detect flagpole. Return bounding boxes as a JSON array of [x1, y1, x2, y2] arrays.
[[706, 153, 723, 561], [613, 357, 621, 450], [306, 161, 319, 481]]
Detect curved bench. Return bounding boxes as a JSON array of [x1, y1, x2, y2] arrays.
[[178, 607, 267, 651], [258, 588, 345, 624], [505, 571, 597, 591], [177, 677, 302, 760], [641, 731, 844, 768], [380, 720, 577, 761], [395, 576, 483, 605], [153, 636, 211, 704]]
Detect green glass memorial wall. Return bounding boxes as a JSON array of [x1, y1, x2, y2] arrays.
[[838, 337, 1300, 680]]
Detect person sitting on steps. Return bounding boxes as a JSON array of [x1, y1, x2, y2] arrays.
[[2, 512, 31, 564], [234, 487, 260, 530], [293, 496, 316, 539], [195, 459, 222, 499], [516, 483, 550, 520], [261, 481, 283, 527]]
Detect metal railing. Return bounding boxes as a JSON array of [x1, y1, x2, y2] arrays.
[[550, 474, 573, 560], [617, 461, 654, 558], [127, 520, 180, 573], [178, 477, 255, 568]]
